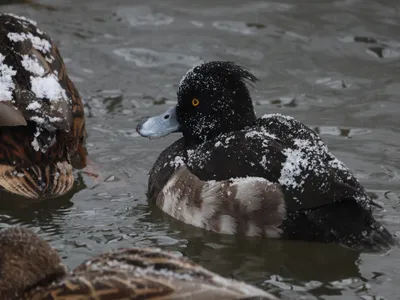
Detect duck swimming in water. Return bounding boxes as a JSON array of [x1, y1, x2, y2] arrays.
[[137, 61, 395, 251], [0, 13, 86, 199], [0, 227, 277, 300]]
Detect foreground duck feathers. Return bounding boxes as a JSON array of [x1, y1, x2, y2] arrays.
[[138, 61, 395, 251], [0, 13, 86, 199], [31, 248, 276, 300], [0, 227, 277, 300]]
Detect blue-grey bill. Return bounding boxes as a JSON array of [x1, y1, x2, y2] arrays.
[[136, 106, 180, 138]]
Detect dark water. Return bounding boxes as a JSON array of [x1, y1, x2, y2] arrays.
[[1, 0, 400, 299]]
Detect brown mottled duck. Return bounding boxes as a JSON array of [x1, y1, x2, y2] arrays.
[[0, 13, 86, 199], [0, 227, 278, 300]]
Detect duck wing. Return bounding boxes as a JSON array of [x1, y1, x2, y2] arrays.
[[255, 113, 372, 210], [168, 113, 372, 212]]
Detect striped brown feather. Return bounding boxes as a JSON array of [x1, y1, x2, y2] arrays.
[[27, 271, 175, 300], [0, 161, 73, 199], [27, 248, 278, 299]]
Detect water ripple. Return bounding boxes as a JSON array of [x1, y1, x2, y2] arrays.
[[114, 6, 174, 27], [212, 21, 257, 35], [113, 47, 203, 68]]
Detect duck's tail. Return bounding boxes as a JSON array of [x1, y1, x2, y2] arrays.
[[284, 200, 396, 252], [347, 218, 397, 252], [0, 161, 74, 199], [333, 201, 396, 252], [156, 166, 286, 238]]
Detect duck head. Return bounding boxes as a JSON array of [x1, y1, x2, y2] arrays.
[[0, 227, 67, 299], [137, 61, 258, 144]]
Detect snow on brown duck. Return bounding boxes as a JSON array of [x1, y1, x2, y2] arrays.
[[0, 13, 86, 199]]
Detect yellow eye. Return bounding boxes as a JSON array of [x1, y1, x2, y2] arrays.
[[192, 98, 200, 107]]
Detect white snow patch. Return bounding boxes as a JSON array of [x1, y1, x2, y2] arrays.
[[45, 56, 54, 63], [7, 32, 51, 53], [26, 101, 42, 111], [260, 155, 268, 169], [30, 74, 68, 102], [214, 141, 223, 147], [21, 55, 45, 76], [31, 137, 40, 151], [261, 113, 294, 127], [169, 156, 185, 168], [48, 117, 63, 123], [186, 148, 211, 169], [279, 147, 309, 189], [230, 176, 269, 185], [294, 138, 311, 148], [329, 157, 349, 172], [0, 54, 17, 101], [30, 116, 45, 124], [225, 136, 235, 144], [262, 113, 294, 121], [245, 129, 277, 140]]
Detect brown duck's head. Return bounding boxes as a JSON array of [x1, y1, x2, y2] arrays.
[[0, 227, 67, 299]]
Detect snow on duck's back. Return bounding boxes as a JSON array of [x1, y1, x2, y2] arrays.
[[0, 13, 86, 199]]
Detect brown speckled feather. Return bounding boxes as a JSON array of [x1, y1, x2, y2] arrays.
[[26, 248, 277, 300], [0, 13, 86, 199]]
